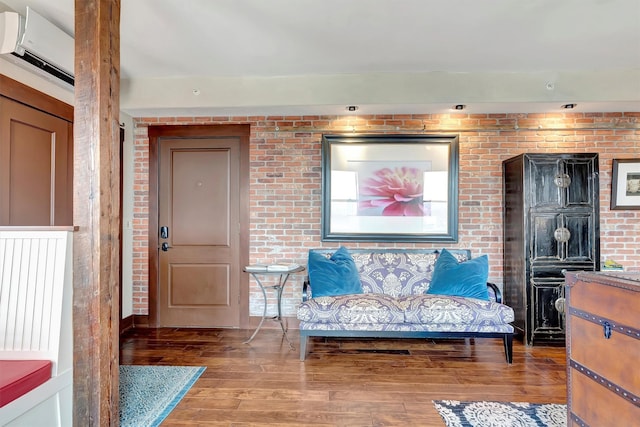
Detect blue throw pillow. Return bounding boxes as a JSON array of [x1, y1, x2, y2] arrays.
[[427, 249, 489, 300], [308, 246, 363, 298]]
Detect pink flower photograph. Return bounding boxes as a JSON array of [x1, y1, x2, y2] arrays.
[[358, 166, 425, 216], [322, 134, 459, 242]]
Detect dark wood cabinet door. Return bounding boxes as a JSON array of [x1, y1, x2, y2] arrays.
[[529, 156, 597, 210], [0, 96, 73, 225], [565, 158, 597, 207], [531, 277, 565, 341], [564, 212, 596, 262], [530, 212, 596, 264], [529, 158, 564, 209], [530, 212, 563, 262]]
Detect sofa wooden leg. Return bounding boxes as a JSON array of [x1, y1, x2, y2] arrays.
[[503, 334, 513, 364], [299, 336, 308, 361]]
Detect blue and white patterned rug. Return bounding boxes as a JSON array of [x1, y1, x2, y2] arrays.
[[119, 365, 206, 427], [433, 400, 567, 427]]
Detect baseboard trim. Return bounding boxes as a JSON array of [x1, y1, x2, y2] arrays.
[[119, 314, 134, 334], [120, 315, 296, 331], [133, 314, 150, 328]]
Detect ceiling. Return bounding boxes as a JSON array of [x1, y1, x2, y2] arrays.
[[2, 0, 640, 117]]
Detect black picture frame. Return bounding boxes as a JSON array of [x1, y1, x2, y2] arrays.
[[611, 158, 640, 210], [321, 134, 459, 242]]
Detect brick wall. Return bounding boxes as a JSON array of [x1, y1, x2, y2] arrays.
[[131, 113, 640, 317]]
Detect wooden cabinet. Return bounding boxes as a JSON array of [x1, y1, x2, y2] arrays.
[[0, 76, 73, 226], [565, 271, 640, 426], [503, 153, 600, 345]]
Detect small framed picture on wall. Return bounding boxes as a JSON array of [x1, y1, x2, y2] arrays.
[[611, 159, 640, 210]]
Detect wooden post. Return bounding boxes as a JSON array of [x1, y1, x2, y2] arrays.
[[73, 0, 121, 425]]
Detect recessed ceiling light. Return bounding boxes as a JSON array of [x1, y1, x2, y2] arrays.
[[346, 105, 359, 112], [453, 104, 466, 110], [561, 103, 577, 109]]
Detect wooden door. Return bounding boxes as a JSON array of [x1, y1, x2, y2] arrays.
[[0, 96, 72, 225], [150, 125, 249, 328]]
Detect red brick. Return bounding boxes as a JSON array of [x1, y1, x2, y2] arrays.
[[128, 113, 640, 315]]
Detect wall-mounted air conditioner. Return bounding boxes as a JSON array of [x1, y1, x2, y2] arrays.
[[0, 7, 74, 88]]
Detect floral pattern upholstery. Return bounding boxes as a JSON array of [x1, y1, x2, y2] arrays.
[[352, 251, 439, 296], [298, 321, 514, 334], [400, 295, 514, 325], [298, 294, 514, 327], [298, 294, 405, 324]]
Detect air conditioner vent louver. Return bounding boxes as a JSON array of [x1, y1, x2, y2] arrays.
[[11, 50, 74, 86]]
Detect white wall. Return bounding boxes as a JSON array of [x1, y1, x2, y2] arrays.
[[0, 57, 74, 105], [120, 69, 640, 117], [120, 111, 134, 319]]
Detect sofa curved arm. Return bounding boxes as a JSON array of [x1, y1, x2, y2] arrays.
[[487, 282, 502, 303], [302, 276, 312, 301]]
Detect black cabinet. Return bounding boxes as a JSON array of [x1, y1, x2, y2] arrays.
[[502, 153, 599, 345]]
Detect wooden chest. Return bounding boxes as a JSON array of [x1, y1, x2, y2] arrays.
[[565, 271, 640, 426]]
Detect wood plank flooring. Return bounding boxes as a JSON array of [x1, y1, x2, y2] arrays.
[[119, 328, 567, 426]]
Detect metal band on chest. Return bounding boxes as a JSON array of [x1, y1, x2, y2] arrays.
[[569, 360, 640, 408], [569, 307, 640, 340]]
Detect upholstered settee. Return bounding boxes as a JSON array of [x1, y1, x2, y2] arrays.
[[297, 248, 515, 363]]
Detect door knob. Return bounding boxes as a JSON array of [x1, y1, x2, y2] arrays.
[[161, 242, 171, 251], [554, 227, 571, 243], [554, 174, 571, 188]]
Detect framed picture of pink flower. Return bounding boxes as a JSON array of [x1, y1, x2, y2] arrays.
[[321, 134, 459, 242]]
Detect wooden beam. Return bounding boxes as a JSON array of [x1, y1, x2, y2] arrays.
[[73, 0, 121, 425]]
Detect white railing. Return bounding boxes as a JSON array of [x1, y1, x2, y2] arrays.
[[0, 228, 73, 427]]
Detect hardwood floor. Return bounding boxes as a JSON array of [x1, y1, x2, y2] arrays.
[[119, 327, 567, 426]]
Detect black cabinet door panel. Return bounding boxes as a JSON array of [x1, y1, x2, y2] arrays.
[[565, 159, 596, 207], [531, 278, 565, 339], [531, 213, 561, 261], [565, 213, 595, 262], [531, 212, 596, 264], [530, 159, 563, 209]]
